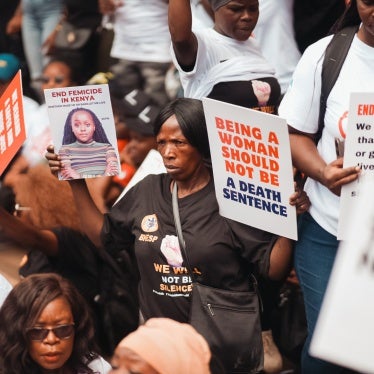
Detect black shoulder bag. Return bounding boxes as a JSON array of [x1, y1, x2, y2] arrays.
[[172, 182, 263, 374], [316, 25, 358, 143]]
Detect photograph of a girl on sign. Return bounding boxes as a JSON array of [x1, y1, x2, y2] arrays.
[[59, 107, 119, 180]]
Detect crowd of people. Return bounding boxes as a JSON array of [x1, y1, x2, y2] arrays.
[[0, 0, 373, 373]]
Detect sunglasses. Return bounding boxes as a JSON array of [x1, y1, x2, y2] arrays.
[[40, 76, 66, 84], [26, 324, 75, 341]]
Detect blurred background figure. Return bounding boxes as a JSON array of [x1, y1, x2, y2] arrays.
[[0, 0, 38, 101], [110, 317, 217, 374], [20, 0, 64, 97], [99, 0, 173, 107], [43, 0, 103, 84], [254, 0, 301, 96], [293, 0, 347, 53]]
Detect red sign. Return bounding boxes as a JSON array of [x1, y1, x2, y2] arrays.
[[0, 70, 26, 176]]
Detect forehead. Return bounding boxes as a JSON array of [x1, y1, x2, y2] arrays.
[[158, 115, 182, 135], [43, 61, 71, 76], [36, 296, 73, 323], [72, 110, 93, 120], [224, 0, 259, 6]]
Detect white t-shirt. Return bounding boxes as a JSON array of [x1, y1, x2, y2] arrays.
[[87, 356, 112, 373], [23, 95, 40, 131], [171, 28, 275, 99], [110, 0, 171, 63], [253, 0, 301, 94], [279, 33, 374, 236], [191, 0, 213, 32], [0, 274, 12, 307], [22, 103, 52, 166]]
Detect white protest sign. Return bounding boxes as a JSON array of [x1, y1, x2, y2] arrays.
[[202, 98, 297, 240], [310, 177, 374, 373], [44, 84, 120, 180], [338, 92, 374, 239]]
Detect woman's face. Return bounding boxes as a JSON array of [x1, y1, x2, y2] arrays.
[[214, 0, 259, 41], [71, 110, 96, 143], [110, 346, 159, 374], [41, 61, 74, 90], [28, 296, 75, 372], [357, 0, 374, 46], [156, 115, 205, 182]]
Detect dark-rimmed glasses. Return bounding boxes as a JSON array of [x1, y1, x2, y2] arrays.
[[26, 324, 75, 341]]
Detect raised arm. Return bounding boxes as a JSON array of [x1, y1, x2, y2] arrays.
[[46, 145, 104, 247], [0, 207, 58, 256], [168, 0, 198, 68]]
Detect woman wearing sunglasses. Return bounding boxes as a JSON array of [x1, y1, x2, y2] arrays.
[[0, 273, 111, 374]]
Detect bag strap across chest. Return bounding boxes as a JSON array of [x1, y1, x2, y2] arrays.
[[316, 25, 358, 143]]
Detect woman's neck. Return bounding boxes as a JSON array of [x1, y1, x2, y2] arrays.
[[173, 166, 212, 198]]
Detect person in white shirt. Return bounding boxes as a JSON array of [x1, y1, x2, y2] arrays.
[[99, 0, 172, 106], [278, 0, 372, 371]]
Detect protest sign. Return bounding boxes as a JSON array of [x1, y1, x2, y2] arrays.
[[338, 92, 374, 239], [0, 70, 26, 176], [202, 98, 297, 239], [44, 84, 120, 180], [310, 177, 374, 373]]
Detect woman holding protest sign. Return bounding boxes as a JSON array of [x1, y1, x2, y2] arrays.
[[168, 1, 299, 371], [46, 97, 309, 373], [278, 0, 372, 372], [59, 107, 119, 180]]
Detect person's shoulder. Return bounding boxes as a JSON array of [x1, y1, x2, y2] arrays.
[[125, 173, 168, 193], [302, 34, 334, 59], [140, 172, 169, 186], [195, 27, 218, 41], [51, 227, 92, 247]]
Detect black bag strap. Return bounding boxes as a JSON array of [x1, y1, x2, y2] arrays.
[[172, 181, 261, 305], [172, 182, 197, 282], [316, 25, 358, 143]]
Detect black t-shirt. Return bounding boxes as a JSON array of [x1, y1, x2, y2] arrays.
[[19, 227, 100, 301], [63, 0, 102, 29], [102, 173, 277, 322], [208, 77, 281, 115]]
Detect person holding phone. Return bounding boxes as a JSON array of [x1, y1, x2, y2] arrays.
[[278, 0, 372, 371]]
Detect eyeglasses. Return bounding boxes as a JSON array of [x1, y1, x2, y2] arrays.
[[26, 324, 75, 341], [40, 76, 66, 84]]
